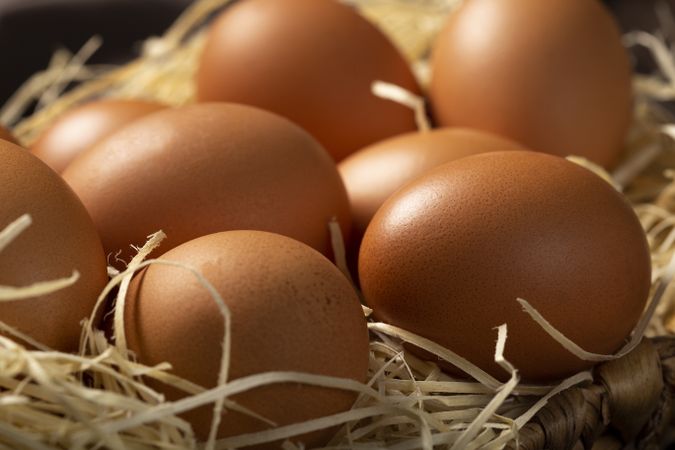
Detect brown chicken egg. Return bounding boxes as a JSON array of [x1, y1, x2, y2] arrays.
[[196, 0, 421, 161], [62, 103, 350, 263], [429, 0, 632, 168], [0, 124, 18, 145], [0, 139, 108, 351], [31, 99, 165, 173], [339, 128, 526, 243], [124, 230, 369, 447], [359, 151, 650, 381]]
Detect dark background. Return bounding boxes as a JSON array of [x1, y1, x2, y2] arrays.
[[0, 0, 193, 106], [0, 0, 671, 107]]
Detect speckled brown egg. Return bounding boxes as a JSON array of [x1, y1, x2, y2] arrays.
[[429, 0, 632, 168], [124, 230, 369, 447], [0, 139, 108, 351], [62, 103, 350, 263], [359, 151, 650, 381], [339, 128, 526, 243], [31, 99, 165, 173], [0, 124, 18, 145], [196, 0, 421, 161]]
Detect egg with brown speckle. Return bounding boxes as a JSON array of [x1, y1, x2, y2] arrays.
[[62, 103, 350, 263], [359, 151, 650, 381], [430, 0, 632, 168], [339, 128, 526, 243], [124, 230, 369, 447], [196, 0, 421, 161]]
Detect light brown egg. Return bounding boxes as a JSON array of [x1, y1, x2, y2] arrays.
[[124, 230, 369, 447], [0, 124, 18, 145], [359, 151, 650, 381], [62, 103, 350, 263], [31, 99, 165, 173], [429, 0, 632, 168], [196, 0, 421, 161], [339, 128, 526, 243], [0, 139, 108, 351]]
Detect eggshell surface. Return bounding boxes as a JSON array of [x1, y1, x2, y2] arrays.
[[430, 0, 632, 168], [0, 139, 108, 351], [62, 103, 350, 262], [339, 128, 526, 241], [124, 230, 369, 447], [359, 151, 651, 381], [196, 0, 421, 161], [31, 99, 165, 173]]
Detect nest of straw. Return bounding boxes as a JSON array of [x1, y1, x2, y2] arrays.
[[2, 0, 675, 449]]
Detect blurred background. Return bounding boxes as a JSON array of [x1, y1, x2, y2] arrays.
[[0, 0, 193, 105], [0, 0, 672, 107]]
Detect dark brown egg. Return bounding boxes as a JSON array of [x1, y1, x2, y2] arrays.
[[124, 230, 369, 447], [31, 99, 165, 173], [359, 151, 650, 381], [339, 128, 526, 242], [0, 139, 108, 351], [429, 0, 632, 168], [196, 0, 421, 161], [0, 124, 18, 145], [62, 103, 350, 263]]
